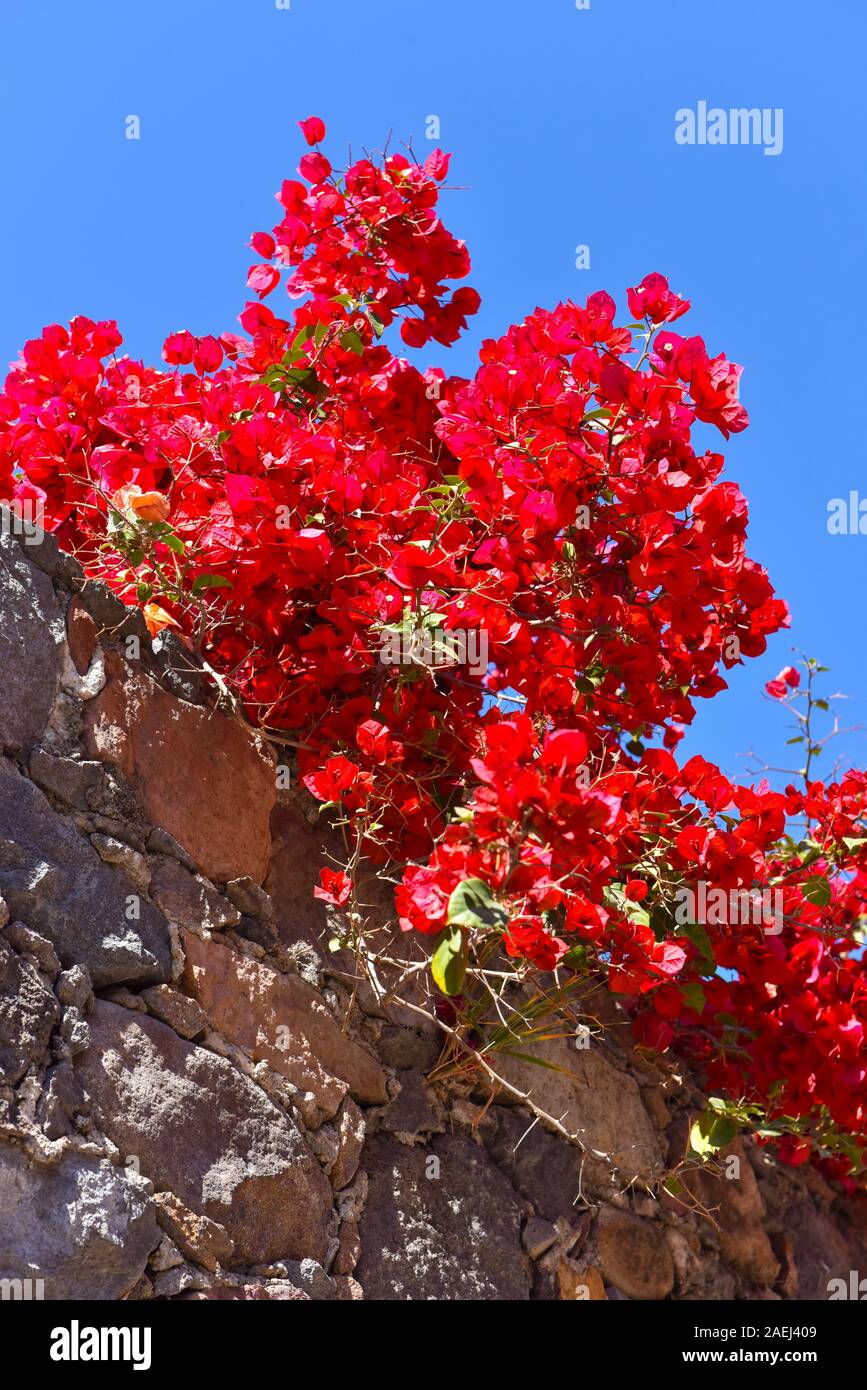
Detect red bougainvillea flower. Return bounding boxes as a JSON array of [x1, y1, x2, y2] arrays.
[[3, 120, 865, 1180], [314, 868, 352, 906], [766, 667, 800, 699], [299, 116, 326, 146]]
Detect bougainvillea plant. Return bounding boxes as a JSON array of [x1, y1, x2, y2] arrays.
[[3, 120, 866, 1184]]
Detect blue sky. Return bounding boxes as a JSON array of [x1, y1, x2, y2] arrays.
[[1, 0, 865, 784]]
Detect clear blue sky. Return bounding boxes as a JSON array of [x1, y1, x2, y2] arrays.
[[2, 0, 865, 784]]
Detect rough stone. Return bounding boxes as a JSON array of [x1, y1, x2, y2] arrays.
[[56, 965, 94, 1014], [483, 1105, 584, 1222], [84, 654, 276, 883], [35, 1061, 88, 1139], [29, 750, 104, 811], [677, 1137, 779, 1287], [493, 1034, 663, 1184], [60, 1004, 90, 1055], [153, 1192, 235, 1272], [248, 1257, 336, 1300], [100, 986, 147, 1012], [140, 984, 207, 1040], [375, 1023, 442, 1073], [181, 930, 388, 1115], [329, 1098, 365, 1191], [145, 827, 197, 870], [334, 1218, 361, 1275], [356, 1134, 531, 1300], [265, 798, 340, 949], [79, 580, 129, 631], [234, 913, 278, 952], [149, 861, 239, 932], [522, 1216, 559, 1260], [0, 530, 63, 755], [66, 595, 98, 675], [226, 877, 274, 923], [0, 1140, 158, 1299], [595, 1209, 674, 1300], [377, 1070, 442, 1139], [558, 1260, 607, 1300], [152, 1263, 214, 1298], [3, 513, 60, 577], [181, 1281, 308, 1301], [148, 1234, 185, 1272], [783, 1200, 863, 1300], [0, 760, 171, 987], [90, 835, 151, 895], [3, 921, 61, 978], [74, 1001, 333, 1264], [0, 937, 61, 1083]]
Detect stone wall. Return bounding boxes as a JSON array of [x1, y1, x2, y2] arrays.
[[1, 519, 865, 1302]]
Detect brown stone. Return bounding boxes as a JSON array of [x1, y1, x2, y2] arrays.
[[149, 861, 239, 932], [677, 1137, 779, 1287], [66, 595, 98, 675], [84, 654, 275, 883], [770, 1232, 799, 1299], [783, 1200, 862, 1300], [75, 1000, 333, 1264], [596, 1210, 675, 1300], [356, 1134, 531, 1300], [334, 1219, 361, 1275], [180, 930, 388, 1115], [494, 1034, 663, 1184], [557, 1260, 607, 1300], [154, 1192, 235, 1272], [330, 1098, 365, 1191], [334, 1276, 364, 1301], [141, 985, 207, 1040]]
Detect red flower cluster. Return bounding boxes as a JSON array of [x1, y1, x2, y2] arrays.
[[1, 121, 865, 1176]]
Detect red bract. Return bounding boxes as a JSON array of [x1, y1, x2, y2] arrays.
[[2, 123, 864, 1179]]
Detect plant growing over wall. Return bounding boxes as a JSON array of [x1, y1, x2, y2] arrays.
[[3, 120, 866, 1184]]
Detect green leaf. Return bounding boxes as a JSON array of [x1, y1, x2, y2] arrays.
[[802, 875, 831, 907], [340, 328, 365, 356], [563, 943, 588, 970], [678, 920, 715, 974], [689, 1110, 737, 1157], [192, 574, 233, 595], [367, 310, 385, 339], [431, 925, 467, 996], [680, 982, 707, 1014], [292, 324, 314, 350], [796, 840, 823, 869], [446, 877, 508, 932]]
